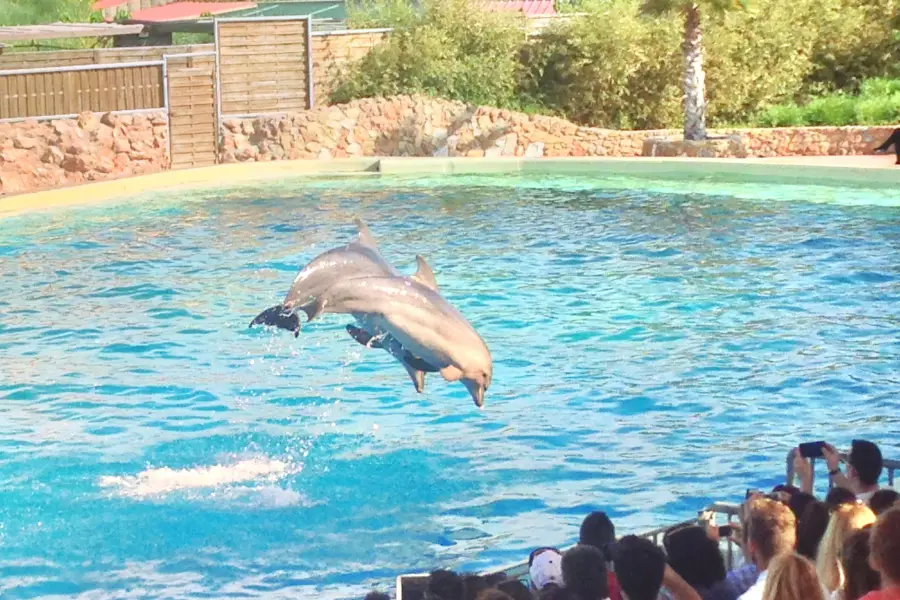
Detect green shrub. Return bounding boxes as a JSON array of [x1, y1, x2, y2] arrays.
[[332, 0, 525, 108], [517, 0, 682, 129], [859, 78, 900, 99], [346, 0, 419, 28], [802, 95, 857, 126], [854, 94, 900, 125], [755, 104, 808, 128]]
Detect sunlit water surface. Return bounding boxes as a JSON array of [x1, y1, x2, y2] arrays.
[[1, 171, 899, 599]]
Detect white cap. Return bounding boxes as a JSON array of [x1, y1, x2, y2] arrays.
[[529, 549, 564, 590]]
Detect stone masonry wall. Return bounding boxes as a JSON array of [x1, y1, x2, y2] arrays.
[[311, 32, 390, 106], [0, 111, 168, 196], [219, 96, 896, 162]]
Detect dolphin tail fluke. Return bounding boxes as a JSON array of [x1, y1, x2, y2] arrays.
[[249, 305, 301, 337]]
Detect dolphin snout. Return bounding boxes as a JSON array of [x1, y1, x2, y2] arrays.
[[463, 379, 486, 408]]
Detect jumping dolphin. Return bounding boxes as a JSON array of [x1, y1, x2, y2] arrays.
[[249, 220, 440, 392], [296, 275, 493, 407]]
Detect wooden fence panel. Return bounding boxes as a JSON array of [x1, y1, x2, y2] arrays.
[[0, 45, 215, 70], [167, 55, 217, 169], [217, 18, 310, 116], [0, 64, 163, 119], [311, 30, 389, 106]]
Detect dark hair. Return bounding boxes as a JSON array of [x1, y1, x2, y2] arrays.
[[871, 506, 900, 584], [869, 489, 900, 516], [788, 492, 817, 522], [579, 511, 616, 561], [796, 499, 829, 560], [849, 440, 883, 486], [613, 535, 665, 600], [825, 487, 858, 511], [773, 484, 801, 498], [365, 593, 391, 600], [429, 569, 464, 600], [462, 575, 490, 600], [842, 526, 880, 600], [562, 544, 609, 600], [663, 526, 726, 588], [745, 497, 797, 564], [474, 591, 513, 600], [537, 584, 573, 600], [496, 580, 532, 600]]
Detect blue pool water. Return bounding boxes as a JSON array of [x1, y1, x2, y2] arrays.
[[1, 170, 899, 598]]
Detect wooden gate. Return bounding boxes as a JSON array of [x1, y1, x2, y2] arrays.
[[165, 53, 217, 170]]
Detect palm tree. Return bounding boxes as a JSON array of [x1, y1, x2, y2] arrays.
[[642, 0, 747, 141]]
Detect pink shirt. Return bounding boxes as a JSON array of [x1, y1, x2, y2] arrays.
[[861, 590, 900, 600]]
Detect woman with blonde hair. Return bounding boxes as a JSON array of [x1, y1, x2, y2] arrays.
[[761, 553, 825, 600], [816, 503, 877, 594]]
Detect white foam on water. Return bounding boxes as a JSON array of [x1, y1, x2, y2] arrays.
[[99, 457, 297, 498]]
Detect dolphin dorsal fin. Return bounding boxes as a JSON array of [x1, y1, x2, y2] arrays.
[[412, 255, 439, 292], [353, 218, 378, 248]]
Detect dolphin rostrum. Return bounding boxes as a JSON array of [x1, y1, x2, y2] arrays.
[[297, 275, 493, 407], [249, 220, 440, 392]]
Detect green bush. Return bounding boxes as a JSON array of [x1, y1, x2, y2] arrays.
[[803, 95, 857, 126], [755, 104, 808, 128], [517, 0, 682, 129], [855, 95, 900, 125]]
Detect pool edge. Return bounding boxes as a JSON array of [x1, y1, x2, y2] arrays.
[[2, 156, 900, 218]]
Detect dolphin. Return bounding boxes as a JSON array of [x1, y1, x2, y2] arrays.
[[249, 219, 440, 392], [296, 275, 493, 407]]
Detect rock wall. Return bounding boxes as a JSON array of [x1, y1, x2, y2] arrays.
[[0, 111, 168, 196], [311, 31, 390, 106], [220, 95, 897, 162]]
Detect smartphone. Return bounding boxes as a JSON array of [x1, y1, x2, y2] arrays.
[[718, 525, 733, 537], [799, 441, 826, 459]]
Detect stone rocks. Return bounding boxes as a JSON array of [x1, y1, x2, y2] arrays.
[[1, 110, 167, 196]]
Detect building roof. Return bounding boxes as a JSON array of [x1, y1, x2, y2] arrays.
[[483, 0, 557, 16], [130, 2, 257, 21], [0, 22, 145, 42], [227, 1, 345, 19]]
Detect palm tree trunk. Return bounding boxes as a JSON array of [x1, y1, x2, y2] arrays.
[[682, 3, 707, 141]]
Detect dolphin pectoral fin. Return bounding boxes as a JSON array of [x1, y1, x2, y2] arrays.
[[300, 297, 326, 322], [401, 352, 440, 373], [402, 362, 426, 393], [249, 305, 301, 337], [411, 255, 439, 292], [440, 365, 463, 382]]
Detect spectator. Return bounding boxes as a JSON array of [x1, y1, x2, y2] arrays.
[[721, 504, 761, 598], [736, 497, 797, 600], [476, 590, 513, 600], [580, 511, 616, 559], [868, 490, 899, 516], [563, 544, 609, 600], [663, 525, 734, 600], [797, 500, 830, 560], [539, 584, 574, 600], [579, 511, 622, 600], [826, 488, 859, 512], [840, 527, 880, 600], [530, 548, 564, 592], [816, 504, 877, 594], [788, 492, 817, 523], [429, 569, 464, 600], [760, 553, 825, 600], [861, 506, 900, 600], [613, 535, 701, 600], [772, 485, 801, 505], [463, 575, 490, 600], [497, 580, 532, 600], [823, 441, 883, 504]]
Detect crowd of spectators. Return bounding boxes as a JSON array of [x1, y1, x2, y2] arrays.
[[364, 439, 898, 600]]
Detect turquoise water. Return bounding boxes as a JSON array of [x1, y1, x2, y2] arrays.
[[1, 171, 899, 599]]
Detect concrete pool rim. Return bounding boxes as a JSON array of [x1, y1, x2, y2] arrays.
[[2, 156, 899, 219]]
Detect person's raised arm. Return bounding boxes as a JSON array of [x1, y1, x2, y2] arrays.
[[793, 449, 814, 494], [822, 443, 852, 491]]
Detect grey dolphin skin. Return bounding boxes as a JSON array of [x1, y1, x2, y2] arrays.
[[299, 276, 493, 407], [249, 220, 441, 393]]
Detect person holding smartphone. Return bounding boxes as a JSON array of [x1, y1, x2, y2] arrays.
[[822, 440, 884, 504]]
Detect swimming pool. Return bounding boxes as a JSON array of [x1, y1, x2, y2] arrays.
[[1, 166, 899, 598]]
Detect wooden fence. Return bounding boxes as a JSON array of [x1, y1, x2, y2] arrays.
[[0, 44, 214, 70], [310, 29, 389, 106], [166, 53, 217, 170], [0, 62, 163, 119], [216, 18, 312, 116]]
